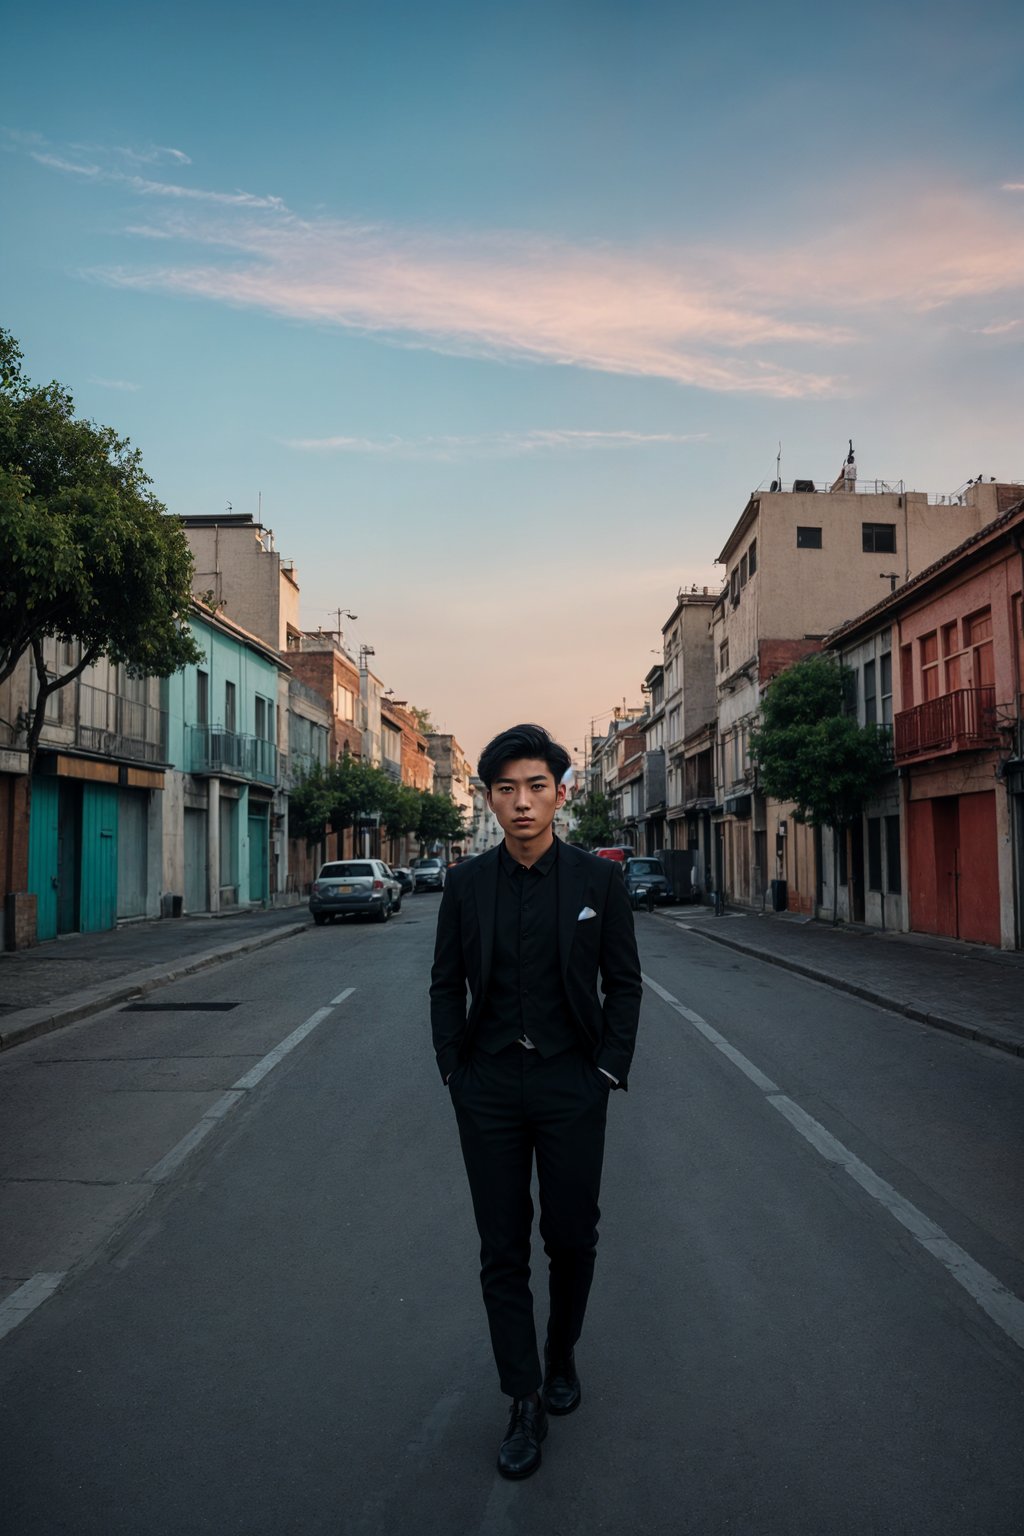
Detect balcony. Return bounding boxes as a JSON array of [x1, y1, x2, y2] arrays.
[[187, 725, 278, 784], [77, 684, 168, 765], [894, 687, 999, 764]]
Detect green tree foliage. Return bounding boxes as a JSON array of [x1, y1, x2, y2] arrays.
[[0, 329, 202, 773], [570, 790, 619, 848], [750, 656, 890, 828], [409, 704, 435, 736], [416, 789, 465, 851], [287, 763, 336, 849], [289, 756, 464, 853], [750, 655, 892, 922]]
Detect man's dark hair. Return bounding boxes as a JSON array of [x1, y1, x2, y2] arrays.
[[478, 723, 572, 790]]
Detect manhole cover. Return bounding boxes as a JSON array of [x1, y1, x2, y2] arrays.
[[121, 1002, 240, 1013]]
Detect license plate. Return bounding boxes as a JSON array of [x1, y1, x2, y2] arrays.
[[338, 885, 352, 893]]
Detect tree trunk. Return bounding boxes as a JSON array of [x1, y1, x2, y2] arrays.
[[832, 824, 840, 927]]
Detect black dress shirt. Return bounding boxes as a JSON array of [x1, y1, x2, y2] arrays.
[[476, 838, 577, 1058]]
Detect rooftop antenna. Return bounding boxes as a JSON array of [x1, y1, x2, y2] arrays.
[[776, 441, 782, 484], [226, 501, 232, 513]]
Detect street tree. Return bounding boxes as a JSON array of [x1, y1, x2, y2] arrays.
[[0, 329, 202, 791], [416, 791, 465, 855], [570, 789, 619, 848], [379, 780, 423, 844], [288, 764, 336, 850], [750, 655, 891, 923]]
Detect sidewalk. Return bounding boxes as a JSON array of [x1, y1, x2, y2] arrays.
[[655, 904, 1024, 1058], [0, 906, 309, 1051]]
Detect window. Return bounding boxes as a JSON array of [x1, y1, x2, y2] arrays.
[[719, 640, 730, 675], [747, 539, 757, 576], [797, 526, 822, 549], [255, 694, 272, 741], [867, 817, 882, 891], [224, 680, 236, 733], [739, 554, 748, 587], [900, 644, 914, 708], [336, 684, 354, 720], [196, 669, 209, 726], [880, 652, 893, 726], [965, 606, 994, 688], [730, 568, 740, 605], [862, 523, 897, 553], [864, 659, 877, 725], [885, 815, 902, 893], [843, 669, 859, 717], [920, 632, 939, 701]]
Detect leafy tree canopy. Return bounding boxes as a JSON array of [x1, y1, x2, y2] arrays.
[[570, 789, 619, 848], [0, 329, 203, 780], [289, 756, 465, 852], [750, 655, 891, 829], [409, 705, 434, 736]]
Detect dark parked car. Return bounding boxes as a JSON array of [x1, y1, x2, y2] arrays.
[[310, 860, 402, 924], [392, 866, 415, 894], [624, 857, 673, 907], [413, 857, 447, 892]]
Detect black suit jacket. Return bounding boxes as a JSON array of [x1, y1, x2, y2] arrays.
[[430, 840, 643, 1089]]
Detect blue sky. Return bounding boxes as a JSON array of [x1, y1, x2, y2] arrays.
[[3, 1, 1023, 762]]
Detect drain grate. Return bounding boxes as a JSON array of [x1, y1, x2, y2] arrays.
[[121, 1002, 240, 1013]]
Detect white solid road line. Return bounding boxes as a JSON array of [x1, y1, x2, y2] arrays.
[[0, 990, 357, 1344], [642, 971, 1024, 1354], [0, 1273, 66, 1343]]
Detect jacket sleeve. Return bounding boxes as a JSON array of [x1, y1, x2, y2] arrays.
[[595, 865, 643, 1089], [429, 876, 468, 1083]]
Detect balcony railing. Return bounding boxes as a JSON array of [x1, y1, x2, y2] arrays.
[[894, 686, 999, 763], [77, 683, 168, 765], [187, 725, 278, 784]]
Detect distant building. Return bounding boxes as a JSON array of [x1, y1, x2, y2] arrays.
[[426, 733, 475, 840], [825, 499, 1024, 949], [711, 477, 1013, 908], [660, 588, 717, 888]]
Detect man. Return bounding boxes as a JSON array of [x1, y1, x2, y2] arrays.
[[430, 723, 642, 1479]]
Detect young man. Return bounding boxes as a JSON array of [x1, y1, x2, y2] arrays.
[[430, 723, 642, 1479]]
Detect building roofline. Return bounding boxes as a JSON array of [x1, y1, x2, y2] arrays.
[[826, 499, 1024, 645], [189, 598, 286, 669]]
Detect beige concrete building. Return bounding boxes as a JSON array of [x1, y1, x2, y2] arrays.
[[711, 477, 1012, 908], [426, 733, 475, 835], [660, 588, 718, 885]]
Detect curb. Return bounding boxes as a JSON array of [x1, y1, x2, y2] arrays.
[[657, 914, 1024, 1060], [0, 921, 309, 1053]]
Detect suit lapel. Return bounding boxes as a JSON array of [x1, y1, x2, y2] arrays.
[[558, 841, 588, 979], [472, 846, 500, 992]]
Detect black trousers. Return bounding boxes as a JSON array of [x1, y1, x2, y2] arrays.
[[448, 1041, 610, 1399]]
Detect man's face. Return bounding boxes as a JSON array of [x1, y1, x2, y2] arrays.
[[486, 757, 566, 842]]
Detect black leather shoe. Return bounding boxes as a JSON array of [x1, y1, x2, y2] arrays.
[[497, 1397, 548, 1479], [542, 1345, 581, 1416]]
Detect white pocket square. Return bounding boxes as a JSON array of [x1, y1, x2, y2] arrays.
[[578, 906, 597, 921]]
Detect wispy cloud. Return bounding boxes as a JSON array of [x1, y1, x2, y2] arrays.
[[283, 428, 708, 459], [89, 375, 141, 391], [29, 141, 285, 210], [1001, 182, 1024, 192], [23, 135, 1024, 401]]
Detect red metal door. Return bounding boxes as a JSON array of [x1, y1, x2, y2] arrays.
[[956, 792, 1000, 946]]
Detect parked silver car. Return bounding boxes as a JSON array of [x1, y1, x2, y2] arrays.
[[413, 857, 447, 893], [310, 860, 402, 924]]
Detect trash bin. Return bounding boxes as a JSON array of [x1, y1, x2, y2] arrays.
[[770, 879, 788, 912]]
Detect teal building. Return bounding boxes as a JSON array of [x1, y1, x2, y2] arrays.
[[163, 604, 284, 913]]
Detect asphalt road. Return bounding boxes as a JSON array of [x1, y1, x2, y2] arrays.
[[2, 902, 1023, 1534]]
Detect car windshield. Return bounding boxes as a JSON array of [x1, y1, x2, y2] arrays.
[[420, 859, 442, 869], [319, 863, 374, 878], [627, 860, 662, 875]]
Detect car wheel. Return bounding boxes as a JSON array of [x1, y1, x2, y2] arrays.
[[375, 897, 391, 923], [313, 913, 327, 926], [393, 895, 402, 914]]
